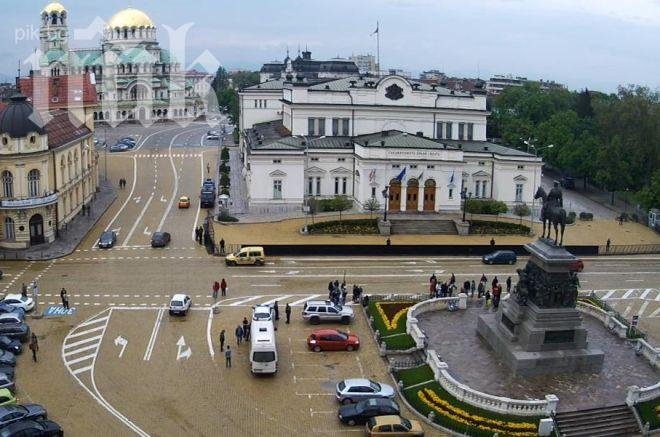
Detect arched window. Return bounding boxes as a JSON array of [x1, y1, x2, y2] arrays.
[[4, 217, 15, 241], [67, 153, 73, 180], [28, 169, 41, 197], [1, 171, 13, 198]]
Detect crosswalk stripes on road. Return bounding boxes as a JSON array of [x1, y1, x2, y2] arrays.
[[134, 154, 201, 158], [62, 310, 111, 377]]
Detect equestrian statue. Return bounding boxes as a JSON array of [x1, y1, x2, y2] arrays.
[[534, 181, 567, 246]]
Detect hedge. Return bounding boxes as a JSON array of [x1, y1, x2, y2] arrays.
[[217, 213, 238, 222], [579, 212, 593, 221], [313, 197, 354, 213], [220, 147, 230, 162], [469, 220, 530, 235], [465, 199, 508, 215], [307, 219, 378, 235], [567, 211, 576, 224]]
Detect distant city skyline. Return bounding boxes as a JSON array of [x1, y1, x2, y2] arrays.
[[2, 0, 660, 92]]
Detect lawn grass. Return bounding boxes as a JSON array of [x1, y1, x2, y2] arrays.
[[382, 333, 417, 350], [366, 300, 417, 350], [636, 399, 660, 430], [396, 364, 435, 386]]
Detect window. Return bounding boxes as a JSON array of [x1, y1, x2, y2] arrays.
[[310, 157, 319, 162], [371, 187, 376, 197], [263, 100, 267, 108], [28, 169, 40, 197], [515, 183, 523, 202], [445, 122, 453, 139], [337, 158, 346, 162], [342, 177, 347, 195], [4, 217, 15, 241], [273, 180, 282, 199], [392, 164, 400, 169], [332, 118, 339, 136], [409, 165, 418, 169], [1, 171, 13, 198], [29, 136, 36, 144], [427, 165, 435, 169], [258, 100, 262, 108], [316, 177, 321, 195], [308, 177, 314, 195], [517, 165, 524, 170], [334, 177, 340, 195], [254, 100, 258, 108], [308, 117, 315, 135], [318, 118, 325, 136], [342, 118, 350, 136], [461, 179, 466, 192], [458, 123, 465, 140], [475, 181, 481, 198], [468, 123, 474, 140], [436, 122, 443, 139], [478, 161, 486, 166], [272, 159, 281, 164], [482, 181, 488, 198], [1, 137, 6, 146], [449, 188, 453, 199]]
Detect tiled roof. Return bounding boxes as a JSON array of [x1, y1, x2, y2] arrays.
[[45, 109, 91, 149], [355, 131, 452, 149], [243, 79, 285, 91], [70, 50, 102, 67], [19, 74, 98, 111], [302, 76, 472, 97], [443, 140, 536, 157], [118, 48, 157, 65]]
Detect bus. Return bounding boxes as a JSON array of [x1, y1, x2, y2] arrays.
[[250, 320, 277, 374]]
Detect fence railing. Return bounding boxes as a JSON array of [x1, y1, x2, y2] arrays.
[[599, 244, 660, 255], [626, 381, 660, 406], [406, 296, 466, 349]]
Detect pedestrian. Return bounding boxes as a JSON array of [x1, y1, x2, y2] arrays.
[[63, 294, 70, 310], [60, 287, 68, 307], [220, 278, 227, 297], [285, 303, 291, 324], [490, 237, 495, 247], [470, 280, 476, 298], [506, 276, 512, 293], [492, 276, 499, 290], [235, 325, 243, 346], [477, 281, 484, 298], [29, 333, 38, 363], [225, 345, 232, 368], [195, 227, 200, 243], [463, 280, 471, 296], [429, 275, 437, 298], [21, 283, 27, 298], [341, 288, 348, 305], [386, 237, 391, 246], [606, 238, 611, 253], [484, 289, 491, 308], [493, 285, 501, 309], [219, 329, 225, 351], [450, 273, 456, 285], [480, 273, 487, 284], [274, 301, 279, 320], [242, 317, 249, 336], [245, 322, 251, 340], [207, 162, 211, 174], [328, 281, 334, 299], [220, 238, 226, 254], [212, 281, 220, 300]]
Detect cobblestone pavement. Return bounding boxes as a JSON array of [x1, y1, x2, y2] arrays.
[[418, 302, 659, 412]]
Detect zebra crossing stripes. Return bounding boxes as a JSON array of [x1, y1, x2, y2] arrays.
[[62, 310, 111, 377], [134, 154, 201, 158]]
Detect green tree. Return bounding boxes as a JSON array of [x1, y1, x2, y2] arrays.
[[220, 147, 230, 162], [331, 196, 353, 222], [512, 203, 531, 224], [636, 169, 660, 210], [595, 136, 633, 204], [231, 71, 260, 90], [220, 173, 230, 188], [211, 66, 229, 92], [575, 89, 594, 119], [363, 197, 381, 218]]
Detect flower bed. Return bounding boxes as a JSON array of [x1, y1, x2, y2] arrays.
[[636, 399, 660, 430], [469, 220, 530, 235], [307, 219, 378, 234], [367, 301, 417, 350], [396, 366, 541, 437]]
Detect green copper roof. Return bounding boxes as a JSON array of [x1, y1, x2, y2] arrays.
[[118, 48, 157, 65]]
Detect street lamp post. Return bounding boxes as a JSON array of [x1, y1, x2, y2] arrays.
[[381, 186, 389, 222], [461, 189, 472, 222]]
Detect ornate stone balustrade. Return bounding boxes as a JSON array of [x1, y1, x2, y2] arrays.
[[406, 295, 467, 349], [631, 338, 660, 369], [626, 381, 660, 406], [426, 349, 558, 417]]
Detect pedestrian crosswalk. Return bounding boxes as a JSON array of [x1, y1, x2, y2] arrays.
[[62, 309, 111, 377], [133, 154, 201, 158], [591, 288, 659, 302]]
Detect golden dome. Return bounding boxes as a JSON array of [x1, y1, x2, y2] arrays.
[[42, 2, 66, 14], [107, 7, 155, 28]]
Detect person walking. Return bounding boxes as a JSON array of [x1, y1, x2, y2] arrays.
[[219, 329, 225, 352], [285, 303, 291, 324], [492, 276, 499, 290], [274, 301, 280, 321], [429, 275, 437, 298], [235, 325, 243, 346], [493, 285, 502, 309], [220, 278, 227, 297], [212, 281, 220, 300], [29, 333, 38, 363], [220, 238, 226, 254], [606, 238, 611, 253], [506, 276, 512, 293], [480, 273, 487, 284], [225, 345, 232, 368], [484, 289, 492, 309], [21, 283, 27, 298], [450, 273, 456, 285], [328, 281, 334, 300], [470, 280, 476, 298], [477, 281, 484, 298], [341, 288, 348, 305], [245, 322, 251, 341], [242, 317, 249, 336], [490, 237, 496, 247], [60, 288, 68, 308]]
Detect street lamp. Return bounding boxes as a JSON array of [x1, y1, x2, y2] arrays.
[[461, 189, 472, 222], [381, 186, 389, 222]]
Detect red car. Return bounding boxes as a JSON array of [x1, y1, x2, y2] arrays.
[[570, 259, 584, 273], [307, 329, 359, 352]]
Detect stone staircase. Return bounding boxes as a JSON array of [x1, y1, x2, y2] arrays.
[[388, 349, 427, 370], [389, 219, 457, 235], [554, 404, 642, 437]]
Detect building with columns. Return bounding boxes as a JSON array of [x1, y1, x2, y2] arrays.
[[37, 2, 208, 124], [0, 94, 98, 249], [239, 74, 543, 214]]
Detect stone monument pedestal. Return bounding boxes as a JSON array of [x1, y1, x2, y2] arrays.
[[477, 239, 604, 377]]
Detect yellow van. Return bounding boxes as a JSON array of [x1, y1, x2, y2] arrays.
[[225, 246, 265, 266]]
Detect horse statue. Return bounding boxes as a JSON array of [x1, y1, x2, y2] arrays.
[[534, 185, 567, 246]]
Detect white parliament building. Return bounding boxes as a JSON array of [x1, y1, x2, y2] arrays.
[[238, 74, 542, 213]]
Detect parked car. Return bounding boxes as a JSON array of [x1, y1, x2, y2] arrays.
[[206, 131, 220, 140], [169, 294, 191, 316], [0, 314, 30, 342], [307, 329, 359, 352], [119, 137, 136, 147], [560, 176, 575, 189], [0, 374, 13, 393], [365, 415, 424, 436], [252, 304, 274, 322], [0, 404, 47, 427], [0, 351, 15, 367], [0, 389, 15, 407], [151, 232, 171, 248], [109, 142, 130, 152], [178, 196, 190, 209], [0, 305, 24, 319], [98, 230, 117, 249], [225, 247, 265, 266], [335, 379, 395, 405], [0, 296, 34, 313], [0, 337, 21, 355], [93, 137, 99, 146], [202, 178, 216, 191], [0, 368, 14, 382], [339, 398, 400, 426], [482, 250, 517, 265], [0, 419, 62, 437], [570, 258, 584, 273], [302, 300, 354, 325]]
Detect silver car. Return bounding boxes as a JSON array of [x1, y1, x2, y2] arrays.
[[335, 378, 395, 405], [302, 300, 354, 325]]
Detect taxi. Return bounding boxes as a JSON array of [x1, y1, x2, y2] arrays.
[[178, 196, 190, 208]]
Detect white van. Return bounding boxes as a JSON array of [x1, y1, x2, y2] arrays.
[[250, 320, 277, 374]]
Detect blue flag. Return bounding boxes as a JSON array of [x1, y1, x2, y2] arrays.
[[395, 167, 406, 182], [449, 170, 455, 184]]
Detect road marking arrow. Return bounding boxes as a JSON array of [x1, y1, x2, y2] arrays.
[[160, 195, 167, 203], [286, 271, 300, 275], [111, 228, 121, 236], [133, 196, 141, 204], [114, 335, 128, 358], [176, 336, 192, 361], [143, 227, 150, 235]]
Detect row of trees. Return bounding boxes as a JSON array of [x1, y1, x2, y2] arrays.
[[489, 84, 659, 209], [211, 67, 260, 125]]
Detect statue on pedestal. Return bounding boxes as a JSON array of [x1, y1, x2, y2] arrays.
[[534, 181, 567, 246]]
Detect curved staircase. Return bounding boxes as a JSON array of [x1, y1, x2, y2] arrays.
[[554, 404, 642, 436]]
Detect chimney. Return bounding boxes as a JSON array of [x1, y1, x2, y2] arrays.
[[416, 131, 423, 137], [458, 144, 462, 149], [380, 140, 385, 147], [349, 80, 356, 88], [484, 146, 489, 151]]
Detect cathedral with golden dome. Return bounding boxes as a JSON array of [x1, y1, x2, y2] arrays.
[[37, 2, 207, 124]]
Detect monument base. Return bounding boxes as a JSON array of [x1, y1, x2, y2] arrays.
[[477, 311, 604, 377]]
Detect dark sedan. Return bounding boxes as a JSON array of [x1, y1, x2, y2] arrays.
[[109, 142, 130, 152], [0, 368, 13, 382], [0, 315, 29, 343], [0, 419, 61, 437], [338, 398, 400, 426], [0, 306, 23, 319], [0, 404, 47, 428], [482, 250, 517, 265], [98, 231, 117, 249], [0, 337, 21, 355], [151, 232, 171, 248], [120, 137, 136, 147], [0, 352, 15, 368]]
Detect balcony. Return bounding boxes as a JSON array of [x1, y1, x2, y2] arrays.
[[0, 193, 59, 210]]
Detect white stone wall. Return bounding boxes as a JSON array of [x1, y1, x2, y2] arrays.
[[239, 90, 282, 132]]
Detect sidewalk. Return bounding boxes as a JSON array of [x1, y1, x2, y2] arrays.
[[0, 180, 117, 260]]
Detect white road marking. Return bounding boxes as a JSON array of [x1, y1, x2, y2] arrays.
[[143, 308, 165, 361], [143, 227, 150, 235], [288, 294, 322, 307], [206, 308, 215, 360], [260, 295, 292, 306], [67, 325, 105, 339], [251, 284, 281, 287], [176, 336, 192, 361], [602, 290, 618, 300], [640, 289, 653, 299], [228, 296, 262, 306], [100, 155, 137, 247], [622, 289, 636, 299], [637, 301, 650, 317], [122, 194, 154, 246], [622, 305, 632, 318], [650, 308, 660, 317]]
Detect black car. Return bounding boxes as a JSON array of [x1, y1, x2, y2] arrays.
[[338, 398, 400, 426], [0, 305, 24, 319], [0, 337, 21, 355], [151, 232, 171, 248], [560, 176, 575, 189], [0, 404, 47, 428], [0, 315, 29, 343], [0, 374, 13, 392], [98, 231, 117, 249], [0, 351, 15, 367], [0, 419, 61, 437], [482, 250, 517, 265], [0, 368, 14, 382]]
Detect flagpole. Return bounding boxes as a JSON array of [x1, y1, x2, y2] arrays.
[[376, 21, 380, 76]]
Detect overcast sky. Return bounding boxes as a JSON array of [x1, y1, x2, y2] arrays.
[[2, 0, 659, 92]]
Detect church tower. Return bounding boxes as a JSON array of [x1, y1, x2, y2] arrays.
[[39, 2, 69, 76]]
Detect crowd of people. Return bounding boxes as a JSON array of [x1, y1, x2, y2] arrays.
[[429, 272, 512, 310], [327, 280, 364, 305]]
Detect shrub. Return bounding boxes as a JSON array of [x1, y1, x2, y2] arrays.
[[469, 220, 529, 235], [512, 203, 531, 224], [465, 199, 508, 215], [579, 212, 594, 221], [217, 213, 238, 222], [220, 147, 230, 162], [363, 197, 381, 218], [219, 162, 230, 174], [312, 196, 353, 214], [566, 211, 576, 224], [220, 174, 230, 187], [307, 219, 377, 235], [220, 188, 230, 195]]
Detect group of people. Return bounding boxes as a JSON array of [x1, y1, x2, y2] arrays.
[[118, 178, 127, 189], [194, 226, 207, 245], [212, 279, 228, 299], [326, 280, 365, 305], [429, 273, 512, 310]]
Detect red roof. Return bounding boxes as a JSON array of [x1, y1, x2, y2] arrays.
[[45, 109, 91, 150], [19, 73, 98, 112]]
